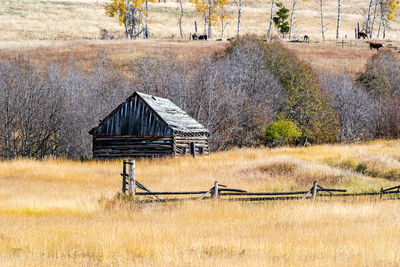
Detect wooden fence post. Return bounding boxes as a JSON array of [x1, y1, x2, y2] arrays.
[[132, 160, 136, 197], [312, 181, 318, 201], [128, 160, 136, 198], [122, 160, 127, 194], [380, 187, 383, 199], [214, 181, 219, 199], [190, 142, 196, 158]]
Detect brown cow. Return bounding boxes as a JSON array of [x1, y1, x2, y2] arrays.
[[358, 31, 368, 39], [370, 42, 384, 50]]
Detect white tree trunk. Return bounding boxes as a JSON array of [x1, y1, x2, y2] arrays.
[[221, 7, 224, 39], [370, 0, 378, 38], [268, 0, 275, 39], [204, 14, 207, 35], [237, 0, 242, 36], [289, 0, 296, 39], [178, 0, 184, 39], [208, 0, 212, 39], [336, 0, 341, 39], [366, 0, 373, 34], [377, 0, 384, 38], [383, 18, 387, 39], [145, 1, 149, 38], [320, 0, 325, 40]]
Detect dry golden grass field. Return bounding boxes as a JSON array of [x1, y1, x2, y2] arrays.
[[1, 0, 400, 41], [0, 38, 393, 75], [2, 0, 400, 75], [1, 140, 400, 266]]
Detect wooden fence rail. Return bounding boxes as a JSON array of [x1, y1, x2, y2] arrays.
[[120, 161, 400, 203]]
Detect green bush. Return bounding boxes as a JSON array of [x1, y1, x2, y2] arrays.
[[264, 117, 302, 146]]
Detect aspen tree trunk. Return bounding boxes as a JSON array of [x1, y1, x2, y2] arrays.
[[124, 19, 129, 39], [320, 0, 325, 40], [383, 18, 386, 39], [221, 7, 224, 39], [336, 0, 341, 39], [208, 0, 212, 39], [138, 11, 142, 39], [204, 13, 207, 35], [366, 0, 373, 34], [289, 0, 296, 39], [237, 0, 242, 36], [145, 0, 148, 38], [377, 0, 384, 38], [268, 0, 275, 39], [178, 0, 184, 39], [370, 0, 378, 38]]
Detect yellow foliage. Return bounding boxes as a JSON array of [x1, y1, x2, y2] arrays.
[[386, 0, 400, 21], [215, 0, 233, 21], [190, 0, 232, 28], [105, 0, 127, 25], [105, 0, 157, 26]]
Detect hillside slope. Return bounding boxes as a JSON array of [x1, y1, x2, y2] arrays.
[[1, 0, 400, 41]]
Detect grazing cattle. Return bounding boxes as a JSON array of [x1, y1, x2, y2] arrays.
[[358, 31, 368, 39], [369, 42, 384, 50], [192, 33, 198, 40], [227, 37, 236, 42], [304, 35, 309, 42], [198, 34, 207, 41]]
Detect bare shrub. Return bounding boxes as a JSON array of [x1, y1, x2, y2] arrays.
[[321, 74, 376, 142]]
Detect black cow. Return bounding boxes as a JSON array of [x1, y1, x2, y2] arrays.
[[358, 31, 368, 39], [198, 34, 208, 41]]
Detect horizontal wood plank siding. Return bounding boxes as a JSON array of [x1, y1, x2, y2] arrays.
[[93, 136, 173, 159], [174, 134, 209, 156]]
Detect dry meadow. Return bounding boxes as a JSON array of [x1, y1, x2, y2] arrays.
[[1, 0, 400, 41], [1, 140, 400, 266]]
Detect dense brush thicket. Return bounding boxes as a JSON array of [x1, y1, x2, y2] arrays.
[[0, 37, 399, 159]]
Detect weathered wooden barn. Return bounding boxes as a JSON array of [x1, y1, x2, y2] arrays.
[[89, 92, 209, 159]]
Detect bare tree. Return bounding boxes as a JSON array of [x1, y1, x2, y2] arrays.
[[370, 0, 379, 38], [234, 0, 242, 36], [366, 0, 374, 35], [377, 0, 384, 38], [289, 0, 296, 39], [322, 74, 375, 142], [178, 0, 184, 39], [268, 0, 276, 39], [336, 0, 341, 39], [145, 1, 149, 38], [320, 0, 325, 40]]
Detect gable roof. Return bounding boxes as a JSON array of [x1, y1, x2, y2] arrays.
[[89, 91, 209, 136], [135, 92, 208, 135]]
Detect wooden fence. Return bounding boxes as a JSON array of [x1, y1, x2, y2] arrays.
[[121, 160, 400, 202]]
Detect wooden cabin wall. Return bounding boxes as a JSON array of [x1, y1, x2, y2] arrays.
[[97, 95, 172, 137], [93, 136, 173, 159], [174, 135, 209, 156]]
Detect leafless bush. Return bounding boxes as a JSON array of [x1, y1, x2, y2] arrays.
[[0, 57, 65, 158], [321, 74, 376, 142], [134, 41, 284, 150], [357, 50, 400, 139]]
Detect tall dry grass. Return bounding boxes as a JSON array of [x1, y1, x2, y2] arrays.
[[1, 0, 399, 41], [1, 141, 400, 265]]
